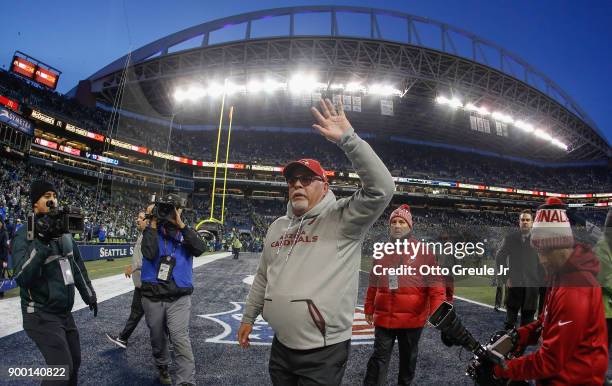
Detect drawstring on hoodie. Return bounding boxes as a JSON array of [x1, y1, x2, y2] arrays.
[[275, 216, 306, 262]]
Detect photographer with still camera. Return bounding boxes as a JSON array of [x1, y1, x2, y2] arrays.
[[140, 194, 206, 386], [12, 180, 97, 386]]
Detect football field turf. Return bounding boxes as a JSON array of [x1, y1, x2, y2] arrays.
[[0, 252, 517, 385]]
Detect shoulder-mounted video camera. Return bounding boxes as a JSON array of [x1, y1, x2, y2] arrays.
[[149, 193, 186, 223], [429, 302, 522, 386], [27, 201, 84, 241]]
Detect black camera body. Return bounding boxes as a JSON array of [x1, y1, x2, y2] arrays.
[[429, 301, 519, 386], [151, 194, 186, 223], [27, 205, 84, 241]]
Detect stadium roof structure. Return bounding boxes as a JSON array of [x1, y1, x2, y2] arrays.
[[83, 6, 611, 162]]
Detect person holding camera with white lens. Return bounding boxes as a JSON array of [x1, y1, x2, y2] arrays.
[[12, 180, 97, 386], [140, 194, 207, 386]]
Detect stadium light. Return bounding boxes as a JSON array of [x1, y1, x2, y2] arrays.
[[491, 111, 514, 124], [187, 86, 206, 100], [289, 74, 318, 93], [514, 120, 534, 132], [435, 95, 568, 152], [551, 138, 568, 150], [173, 89, 187, 102], [368, 84, 402, 96], [448, 97, 463, 109], [265, 79, 286, 92], [225, 81, 245, 95], [465, 103, 490, 116], [207, 83, 226, 98], [247, 80, 264, 93], [346, 82, 366, 93], [436, 96, 450, 105], [436, 95, 463, 108], [534, 129, 553, 141]]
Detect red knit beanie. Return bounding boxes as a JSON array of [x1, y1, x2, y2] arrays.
[[390, 204, 413, 229], [531, 197, 574, 251]]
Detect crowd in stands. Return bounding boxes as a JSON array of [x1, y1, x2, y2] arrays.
[[1, 155, 607, 262], [0, 157, 147, 243]]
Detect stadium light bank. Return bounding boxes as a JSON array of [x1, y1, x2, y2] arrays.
[[435, 95, 568, 151], [172, 73, 402, 103]]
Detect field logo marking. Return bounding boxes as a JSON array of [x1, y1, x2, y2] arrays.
[[198, 302, 374, 345]]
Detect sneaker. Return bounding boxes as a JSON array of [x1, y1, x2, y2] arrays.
[[158, 365, 172, 385], [105, 333, 127, 349]]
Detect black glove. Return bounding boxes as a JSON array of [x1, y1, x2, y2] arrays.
[[88, 293, 98, 317], [33, 214, 55, 243], [441, 332, 455, 347], [89, 301, 98, 317], [472, 360, 503, 386]]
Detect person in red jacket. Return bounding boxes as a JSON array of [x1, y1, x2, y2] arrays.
[[493, 197, 608, 385], [363, 204, 445, 386]]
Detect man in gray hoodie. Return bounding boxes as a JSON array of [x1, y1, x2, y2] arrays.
[[238, 98, 395, 385]]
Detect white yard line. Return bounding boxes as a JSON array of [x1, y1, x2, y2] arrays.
[[0, 252, 231, 339]]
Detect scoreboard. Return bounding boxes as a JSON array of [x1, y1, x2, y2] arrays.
[[10, 51, 61, 90]]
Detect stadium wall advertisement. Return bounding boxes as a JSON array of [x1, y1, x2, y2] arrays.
[[25, 108, 612, 200], [78, 243, 135, 261], [0, 107, 33, 135]]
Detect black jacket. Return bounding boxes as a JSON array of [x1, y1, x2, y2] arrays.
[[140, 224, 206, 301], [11, 227, 96, 314], [0, 229, 8, 261], [495, 230, 543, 310]]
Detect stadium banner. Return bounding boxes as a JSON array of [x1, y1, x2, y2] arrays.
[[34, 67, 59, 90], [11, 56, 36, 79], [78, 243, 135, 261], [65, 123, 105, 142], [0, 107, 33, 135], [85, 152, 119, 165], [352, 96, 361, 112], [380, 99, 393, 116], [29, 109, 56, 125], [0, 95, 19, 111]]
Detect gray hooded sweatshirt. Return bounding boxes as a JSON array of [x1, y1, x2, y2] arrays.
[[242, 127, 394, 349], [131, 233, 143, 288]]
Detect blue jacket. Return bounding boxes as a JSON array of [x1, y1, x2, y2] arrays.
[[140, 225, 206, 301]]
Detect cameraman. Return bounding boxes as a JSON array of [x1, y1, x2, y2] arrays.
[[12, 180, 97, 386], [492, 198, 607, 384], [141, 195, 206, 386]]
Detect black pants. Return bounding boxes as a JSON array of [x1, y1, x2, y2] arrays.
[[607, 318, 612, 348], [364, 326, 423, 386], [494, 285, 504, 308], [119, 287, 144, 341], [23, 311, 81, 386], [505, 287, 537, 330], [537, 286, 547, 316], [269, 336, 350, 386], [505, 307, 536, 330]]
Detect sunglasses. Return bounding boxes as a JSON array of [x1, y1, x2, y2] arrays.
[[287, 175, 324, 187]]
